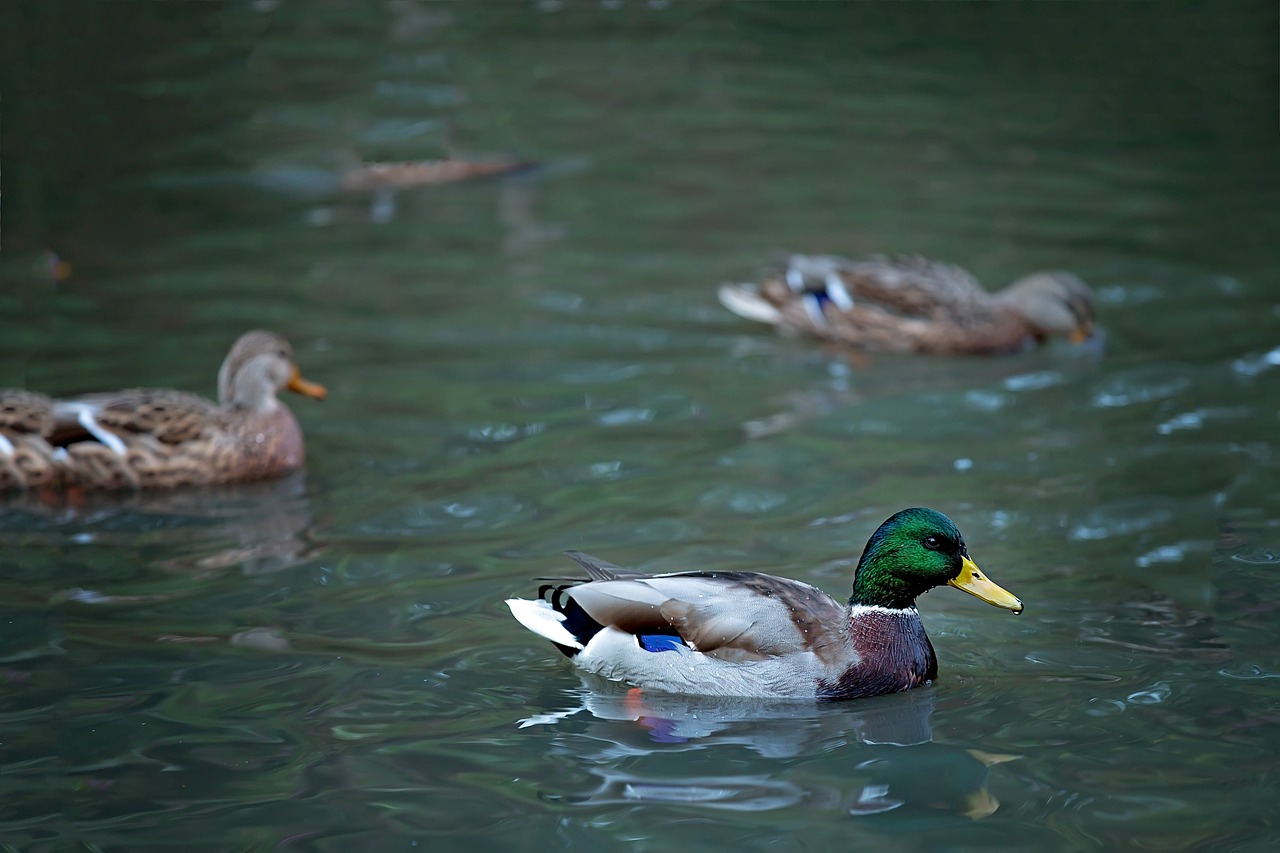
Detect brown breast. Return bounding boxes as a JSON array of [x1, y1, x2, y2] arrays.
[[817, 607, 938, 700]]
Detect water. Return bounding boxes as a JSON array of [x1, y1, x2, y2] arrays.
[[3, 2, 1279, 849]]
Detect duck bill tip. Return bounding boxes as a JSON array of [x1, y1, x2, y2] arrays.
[[948, 557, 1022, 613], [287, 366, 327, 400]]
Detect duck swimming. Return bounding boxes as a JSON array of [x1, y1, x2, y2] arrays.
[[506, 507, 1022, 701], [0, 330, 326, 490], [719, 254, 1095, 355]]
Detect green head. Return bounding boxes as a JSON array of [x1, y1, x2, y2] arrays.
[[849, 507, 1022, 613]]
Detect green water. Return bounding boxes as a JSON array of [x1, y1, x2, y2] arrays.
[[3, 2, 1279, 850]]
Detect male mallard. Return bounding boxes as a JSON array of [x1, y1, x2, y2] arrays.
[[506, 507, 1022, 701], [718, 254, 1095, 355], [0, 330, 327, 491]]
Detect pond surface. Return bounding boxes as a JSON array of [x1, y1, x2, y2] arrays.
[[3, 2, 1279, 850]]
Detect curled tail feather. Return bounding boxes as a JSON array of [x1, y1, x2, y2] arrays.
[[718, 284, 782, 325]]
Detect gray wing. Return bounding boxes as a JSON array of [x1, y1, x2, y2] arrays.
[[566, 571, 849, 663], [562, 550, 641, 581], [534, 550, 648, 585]]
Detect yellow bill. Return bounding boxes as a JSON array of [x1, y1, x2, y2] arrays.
[[948, 557, 1022, 613]]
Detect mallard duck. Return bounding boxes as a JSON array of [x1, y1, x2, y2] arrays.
[[0, 330, 327, 491], [506, 507, 1022, 701], [718, 254, 1095, 355]]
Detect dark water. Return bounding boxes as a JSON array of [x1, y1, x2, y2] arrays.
[[3, 2, 1279, 850]]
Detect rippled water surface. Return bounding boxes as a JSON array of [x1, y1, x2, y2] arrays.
[[3, 2, 1279, 850]]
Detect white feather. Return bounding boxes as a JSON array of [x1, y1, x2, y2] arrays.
[[506, 598, 584, 649], [0, 434, 13, 456], [718, 284, 782, 325], [802, 294, 828, 327], [785, 265, 805, 291], [849, 605, 918, 619], [825, 273, 854, 310], [57, 403, 128, 456]]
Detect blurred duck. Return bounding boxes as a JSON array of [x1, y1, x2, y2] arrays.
[[719, 254, 1095, 355], [0, 330, 325, 491], [339, 157, 533, 191], [507, 507, 1022, 701]]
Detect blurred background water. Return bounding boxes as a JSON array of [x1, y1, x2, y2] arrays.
[[2, 1, 1278, 850]]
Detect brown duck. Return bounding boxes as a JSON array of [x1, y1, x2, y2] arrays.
[[718, 254, 1095, 355], [0, 330, 326, 491]]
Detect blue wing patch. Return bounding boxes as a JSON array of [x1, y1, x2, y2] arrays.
[[638, 634, 686, 653]]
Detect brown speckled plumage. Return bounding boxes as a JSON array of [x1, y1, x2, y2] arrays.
[[0, 390, 62, 490], [0, 330, 325, 491], [720, 254, 1095, 355]]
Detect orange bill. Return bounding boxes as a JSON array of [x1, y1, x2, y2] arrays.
[[287, 365, 327, 400]]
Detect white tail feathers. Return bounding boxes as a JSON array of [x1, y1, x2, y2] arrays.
[[505, 598, 584, 649], [718, 284, 782, 325], [55, 402, 128, 456]]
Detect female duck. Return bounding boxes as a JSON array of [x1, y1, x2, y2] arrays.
[[506, 507, 1022, 701], [719, 254, 1094, 355], [0, 330, 326, 490]]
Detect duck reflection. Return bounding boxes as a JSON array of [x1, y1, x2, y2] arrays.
[[0, 473, 322, 577], [556, 752, 1010, 819], [523, 680, 1015, 819], [523, 676, 936, 752], [734, 350, 1105, 442]]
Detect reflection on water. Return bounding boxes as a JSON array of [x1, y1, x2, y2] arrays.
[[2, 0, 1279, 850], [522, 676, 937, 750], [527, 683, 1010, 820], [0, 474, 320, 578]]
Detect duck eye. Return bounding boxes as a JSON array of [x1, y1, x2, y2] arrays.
[[922, 535, 941, 551]]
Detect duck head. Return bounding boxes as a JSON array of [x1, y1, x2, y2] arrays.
[[999, 271, 1095, 344], [217, 330, 327, 413], [849, 507, 1022, 613]]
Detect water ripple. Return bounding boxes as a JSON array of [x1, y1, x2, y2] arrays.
[[1126, 681, 1172, 705], [964, 390, 1008, 411], [355, 493, 534, 535], [1218, 664, 1280, 680], [1092, 369, 1192, 408], [1003, 371, 1063, 392], [1156, 406, 1250, 434], [595, 408, 655, 427], [1232, 345, 1280, 378], [1070, 500, 1175, 541], [699, 486, 789, 514], [1134, 540, 1208, 567]]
